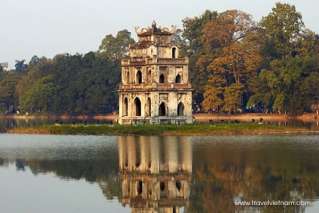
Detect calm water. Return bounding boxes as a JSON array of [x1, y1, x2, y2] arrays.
[[0, 135, 319, 213]]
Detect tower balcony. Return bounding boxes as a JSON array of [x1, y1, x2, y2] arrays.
[[118, 83, 192, 91], [119, 116, 193, 125], [121, 57, 188, 66]]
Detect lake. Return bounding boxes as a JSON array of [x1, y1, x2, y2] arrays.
[[0, 134, 319, 213]]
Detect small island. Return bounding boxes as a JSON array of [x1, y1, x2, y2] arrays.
[[6, 123, 318, 136]]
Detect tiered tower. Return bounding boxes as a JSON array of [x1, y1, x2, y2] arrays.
[[118, 22, 193, 124]]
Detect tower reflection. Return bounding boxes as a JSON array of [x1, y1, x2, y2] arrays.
[[117, 136, 192, 213]]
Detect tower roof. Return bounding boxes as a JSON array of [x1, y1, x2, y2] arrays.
[[135, 21, 176, 37]]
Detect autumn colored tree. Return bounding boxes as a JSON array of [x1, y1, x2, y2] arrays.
[[201, 10, 262, 113], [182, 10, 219, 110]]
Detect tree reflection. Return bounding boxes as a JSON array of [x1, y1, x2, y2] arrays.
[[190, 141, 319, 213], [0, 136, 319, 213]]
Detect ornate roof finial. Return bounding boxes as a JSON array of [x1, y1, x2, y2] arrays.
[[152, 20, 157, 30], [152, 20, 157, 27]]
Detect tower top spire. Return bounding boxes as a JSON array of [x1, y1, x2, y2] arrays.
[[152, 21, 157, 30]]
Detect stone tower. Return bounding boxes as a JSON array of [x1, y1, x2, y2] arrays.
[[118, 22, 193, 124]]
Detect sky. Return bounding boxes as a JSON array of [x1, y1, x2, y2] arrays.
[[0, 0, 318, 68]]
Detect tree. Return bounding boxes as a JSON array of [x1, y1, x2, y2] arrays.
[[19, 76, 57, 113], [201, 10, 262, 113], [16, 52, 120, 115], [14, 60, 28, 72], [0, 73, 21, 113], [182, 10, 219, 108], [202, 76, 225, 112], [223, 83, 244, 113], [29, 55, 40, 66], [260, 3, 304, 60], [0, 66, 4, 80], [248, 3, 319, 114], [98, 30, 135, 61]]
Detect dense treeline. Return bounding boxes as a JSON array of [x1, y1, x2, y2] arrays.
[[183, 4, 319, 114], [0, 31, 133, 115], [0, 3, 318, 115], [1, 54, 120, 114]]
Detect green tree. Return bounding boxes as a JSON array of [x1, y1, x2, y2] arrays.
[[98, 30, 135, 61], [260, 3, 304, 59], [20, 76, 57, 113], [223, 83, 244, 113], [0, 73, 21, 113], [14, 60, 28, 72], [17, 52, 120, 115], [248, 3, 319, 114]]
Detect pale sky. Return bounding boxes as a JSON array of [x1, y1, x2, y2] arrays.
[[0, 0, 318, 68]]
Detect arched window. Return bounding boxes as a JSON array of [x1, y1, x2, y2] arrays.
[[147, 98, 151, 117], [177, 102, 184, 116], [159, 102, 167, 116], [123, 97, 128, 116], [176, 181, 182, 191], [175, 74, 181, 83], [136, 70, 142, 84], [126, 71, 129, 84], [147, 70, 152, 83], [160, 182, 165, 191], [137, 180, 143, 195], [172, 47, 177, 59], [134, 98, 141, 116], [160, 181, 166, 198], [159, 74, 165, 83]]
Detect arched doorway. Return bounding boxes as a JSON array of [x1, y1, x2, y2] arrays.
[[159, 102, 167, 116], [159, 74, 165, 83], [172, 47, 177, 59], [136, 70, 142, 84], [175, 74, 181, 83], [134, 98, 141, 116], [123, 97, 128, 116], [177, 102, 184, 116], [146, 98, 151, 117]]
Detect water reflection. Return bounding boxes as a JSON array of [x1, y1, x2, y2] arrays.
[[117, 136, 192, 213], [0, 135, 319, 213]]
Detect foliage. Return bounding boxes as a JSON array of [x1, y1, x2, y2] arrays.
[[0, 3, 318, 115], [14, 60, 28, 72], [187, 3, 319, 115], [182, 10, 219, 108], [17, 52, 120, 115], [247, 3, 319, 114], [0, 72, 21, 113], [98, 29, 135, 61], [198, 10, 262, 113]]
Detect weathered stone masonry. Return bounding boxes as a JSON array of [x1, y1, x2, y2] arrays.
[[118, 22, 193, 124]]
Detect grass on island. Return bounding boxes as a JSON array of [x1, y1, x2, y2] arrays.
[[7, 123, 315, 136]]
